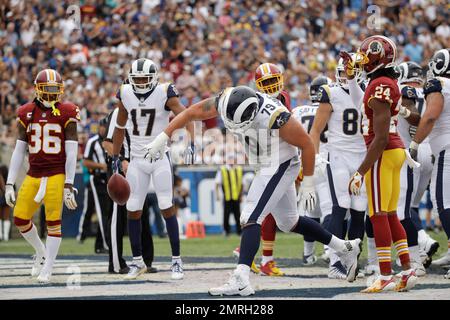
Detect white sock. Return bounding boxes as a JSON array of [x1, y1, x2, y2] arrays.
[[21, 224, 46, 257], [236, 264, 250, 278], [261, 255, 273, 265], [132, 256, 145, 266], [409, 245, 421, 264], [172, 256, 181, 263], [41, 236, 61, 276], [367, 237, 378, 265], [327, 235, 346, 253], [3, 220, 11, 241], [304, 241, 315, 257]]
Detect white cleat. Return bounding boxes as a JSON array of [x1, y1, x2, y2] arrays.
[[209, 270, 255, 297], [432, 253, 450, 267], [303, 254, 318, 266], [328, 262, 347, 280], [37, 271, 51, 284], [444, 270, 450, 280], [171, 260, 184, 280], [31, 254, 46, 277], [124, 262, 147, 280], [422, 238, 440, 268], [363, 263, 380, 276], [337, 239, 361, 282], [321, 248, 330, 263]]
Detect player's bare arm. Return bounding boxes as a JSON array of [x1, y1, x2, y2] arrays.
[[309, 102, 332, 153], [279, 117, 315, 176], [412, 92, 444, 144], [112, 101, 128, 156], [165, 96, 195, 143], [357, 99, 391, 175], [164, 97, 218, 138], [400, 97, 421, 126]]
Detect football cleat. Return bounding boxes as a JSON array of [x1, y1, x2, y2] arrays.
[[124, 262, 147, 280], [36, 271, 51, 284], [251, 261, 260, 274], [361, 276, 396, 293], [171, 260, 184, 280], [337, 239, 362, 282], [432, 253, 450, 267], [303, 254, 318, 266], [328, 261, 347, 280], [444, 270, 450, 280], [259, 260, 284, 276], [395, 270, 418, 292], [208, 270, 255, 297], [363, 263, 380, 276], [320, 247, 330, 263], [31, 254, 46, 277], [422, 238, 440, 268]]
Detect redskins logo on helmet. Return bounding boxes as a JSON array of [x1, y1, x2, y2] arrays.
[[354, 35, 397, 75], [255, 63, 284, 97], [34, 69, 64, 115]]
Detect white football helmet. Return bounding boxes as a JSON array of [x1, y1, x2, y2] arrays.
[[128, 58, 158, 94]]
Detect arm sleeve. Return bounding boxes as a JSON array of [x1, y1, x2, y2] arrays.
[[65, 140, 78, 185], [106, 108, 119, 141], [348, 78, 364, 107], [6, 140, 27, 185]]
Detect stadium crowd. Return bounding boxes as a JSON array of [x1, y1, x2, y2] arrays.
[[0, 0, 449, 163]]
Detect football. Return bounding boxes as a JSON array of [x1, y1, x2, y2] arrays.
[[107, 173, 130, 206]]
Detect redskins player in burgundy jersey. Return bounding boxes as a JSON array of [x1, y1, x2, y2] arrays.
[[252, 63, 290, 276], [4, 69, 80, 283], [342, 36, 417, 292]]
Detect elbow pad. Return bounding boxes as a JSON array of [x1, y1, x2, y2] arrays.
[[65, 140, 78, 185], [6, 140, 27, 185]]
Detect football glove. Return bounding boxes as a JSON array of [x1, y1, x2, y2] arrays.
[[111, 155, 122, 173], [348, 171, 363, 196], [409, 141, 419, 162], [183, 143, 195, 165], [398, 106, 411, 118], [315, 153, 329, 177], [64, 186, 78, 210], [5, 184, 15, 208], [298, 176, 316, 213], [144, 132, 169, 162], [339, 51, 356, 77]]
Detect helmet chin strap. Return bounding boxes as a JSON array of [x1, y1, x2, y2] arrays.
[[40, 99, 61, 116]]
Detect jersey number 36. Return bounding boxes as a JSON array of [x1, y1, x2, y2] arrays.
[[28, 123, 61, 154]]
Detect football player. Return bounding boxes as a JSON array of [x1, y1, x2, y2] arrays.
[[309, 60, 368, 280], [291, 76, 333, 269], [4, 69, 79, 283], [144, 86, 361, 296], [343, 35, 418, 293], [409, 49, 450, 278], [112, 58, 194, 280], [252, 62, 291, 276], [395, 61, 438, 275]]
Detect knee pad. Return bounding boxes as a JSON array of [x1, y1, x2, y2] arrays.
[[47, 220, 62, 237], [14, 217, 32, 233]]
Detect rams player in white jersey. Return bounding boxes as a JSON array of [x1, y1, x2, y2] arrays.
[[112, 58, 194, 280], [144, 86, 362, 296], [395, 61, 440, 276], [309, 57, 368, 280], [291, 76, 333, 267], [409, 49, 450, 278]]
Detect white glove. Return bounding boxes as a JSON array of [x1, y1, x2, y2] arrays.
[[314, 153, 329, 177], [144, 132, 169, 162], [5, 184, 15, 208], [298, 176, 316, 212], [348, 171, 363, 196], [398, 106, 411, 118], [64, 187, 78, 210]]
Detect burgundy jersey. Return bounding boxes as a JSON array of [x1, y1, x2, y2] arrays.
[[17, 100, 80, 178], [361, 76, 404, 150], [277, 90, 291, 111]]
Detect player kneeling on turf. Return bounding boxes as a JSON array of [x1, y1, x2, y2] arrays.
[[144, 86, 362, 296]]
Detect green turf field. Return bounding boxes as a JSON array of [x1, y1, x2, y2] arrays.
[[0, 231, 448, 260]]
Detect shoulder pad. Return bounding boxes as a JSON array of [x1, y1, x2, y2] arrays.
[[423, 78, 443, 97], [318, 85, 331, 103]]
